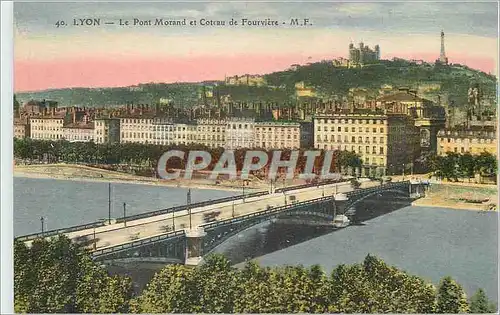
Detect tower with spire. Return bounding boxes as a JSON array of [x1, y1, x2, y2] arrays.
[[438, 30, 448, 65]]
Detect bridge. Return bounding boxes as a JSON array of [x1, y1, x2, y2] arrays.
[[17, 179, 349, 246], [87, 180, 427, 266]]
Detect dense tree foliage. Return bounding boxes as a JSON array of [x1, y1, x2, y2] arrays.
[[14, 138, 364, 178], [469, 288, 497, 313], [14, 236, 133, 313], [130, 254, 493, 314], [435, 276, 470, 313], [15, 239, 496, 314], [426, 152, 497, 181]]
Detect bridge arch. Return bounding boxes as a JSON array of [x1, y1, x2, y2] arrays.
[[202, 210, 333, 257], [201, 198, 334, 256], [344, 188, 410, 213]]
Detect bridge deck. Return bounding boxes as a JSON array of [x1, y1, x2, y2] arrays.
[[25, 180, 382, 251]]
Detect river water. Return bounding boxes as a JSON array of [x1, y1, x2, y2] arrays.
[[13, 177, 239, 236], [14, 177, 498, 302]]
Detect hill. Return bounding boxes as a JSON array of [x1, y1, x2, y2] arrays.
[[16, 59, 497, 110]]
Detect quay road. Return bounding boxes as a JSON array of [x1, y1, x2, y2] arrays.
[[26, 181, 380, 251]]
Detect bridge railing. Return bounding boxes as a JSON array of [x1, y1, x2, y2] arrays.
[[275, 178, 344, 193], [17, 190, 269, 241], [114, 190, 268, 223], [92, 230, 186, 259], [346, 180, 409, 196], [202, 195, 333, 230], [15, 221, 107, 242]]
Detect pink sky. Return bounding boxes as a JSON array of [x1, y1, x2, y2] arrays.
[[15, 53, 496, 92], [14, 28, 498, 92]]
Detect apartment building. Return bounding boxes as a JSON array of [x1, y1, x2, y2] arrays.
[[119, 116, 153, 144], [62, 123, 95, 142], [254, 121, 302, 149], [437, 125, 497, 156], [314, 113, 420, 177], [225, 117, 255, 149], [14, 118, 30, 139], [174, 123, 198, 146], [196, 119, 226, 148], [30, 116, 65, 140], [151, 117, 175, 146], [94, 118, 120, 144]]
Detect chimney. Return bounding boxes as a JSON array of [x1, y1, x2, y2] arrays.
[[72, 111, 76, 124]]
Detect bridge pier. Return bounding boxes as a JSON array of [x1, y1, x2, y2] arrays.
[[333, 193, 349, 215], [184, 228, 206, 266], [409, 181, 426, 199]]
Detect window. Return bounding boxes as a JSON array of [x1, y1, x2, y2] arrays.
[[338, 127, 341, 132], [373, 128, 377, 133], [380, 128, 384, 133], [352, 136, 356, 142], [379, 147, 384, 154]]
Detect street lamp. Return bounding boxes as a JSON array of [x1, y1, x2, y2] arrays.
[[242, 182, 245, 202], [187, 189, 192, 229], [93, 226, 97, 250], [123, 202, 127, 227], [40, 216, 45, 235], [108, 183, 112, 224], [232, 200, 235, 218]]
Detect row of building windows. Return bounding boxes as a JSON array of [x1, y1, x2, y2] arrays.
[[256, 134, 298, 140], [317, 144, 385, 155], [440, 138, 494, 144], [316, 118, 386, 125], [317, 126, 385, 133], [32, 133, 61, 139], [31, 120, 63, 124], [316, 136, 385, 144]]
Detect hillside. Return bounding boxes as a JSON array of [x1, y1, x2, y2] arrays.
[[17, 60, 497, 109]]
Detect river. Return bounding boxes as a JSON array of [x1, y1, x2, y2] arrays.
[[13, 177, 240, 236]]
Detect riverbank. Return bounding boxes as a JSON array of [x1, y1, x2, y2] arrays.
[[14, 164, 262, 192], [412, 183, 498, 211]]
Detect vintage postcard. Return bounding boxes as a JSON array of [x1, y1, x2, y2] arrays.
[[6, 1, 498, 313]]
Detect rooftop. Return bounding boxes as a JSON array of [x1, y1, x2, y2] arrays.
[[63, 123, 94, 129], [377, 92, 425, 102]]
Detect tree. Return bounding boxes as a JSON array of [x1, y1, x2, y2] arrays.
[[475, 152, 497, 177], [14, 236, 133, 313], [469, 288, 497, 313], [132, 264, 197, 313], [435, 276, 469, 313], [458, 152, 475, 182], [14, 94, 20, 113], [191, 254, 238, 313]]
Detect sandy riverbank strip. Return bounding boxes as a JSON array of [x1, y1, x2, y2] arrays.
[[13, 164, 266, 192], [411, 183, 498, 212]]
